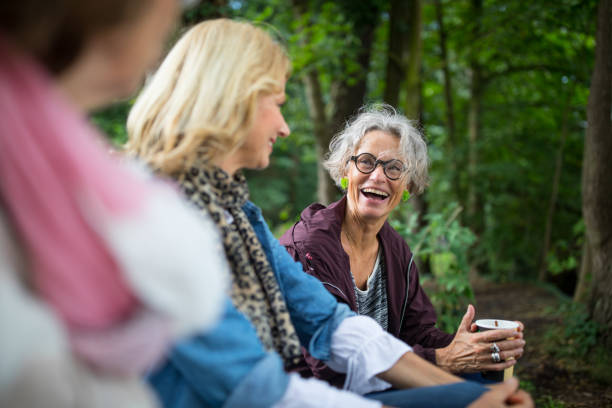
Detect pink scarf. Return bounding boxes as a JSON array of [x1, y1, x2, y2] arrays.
[[0, 39, 169, 373]]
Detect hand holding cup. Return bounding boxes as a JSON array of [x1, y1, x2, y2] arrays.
[[475, 318, 524, 380], [435, 305, 525, 374]]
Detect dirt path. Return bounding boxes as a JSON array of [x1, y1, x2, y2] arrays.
[[472, 279, 612, 407]]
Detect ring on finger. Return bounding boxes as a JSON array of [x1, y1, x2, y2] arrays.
[[491, 342, 500, 353], [491, 351, 501, 363]]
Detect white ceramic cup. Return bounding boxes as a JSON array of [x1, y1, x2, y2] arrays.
[[475, 319, 519, 331], [475, 319, 520, 381]]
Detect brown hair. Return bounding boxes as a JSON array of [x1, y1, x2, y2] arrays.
[[0, 0, 146, 74]]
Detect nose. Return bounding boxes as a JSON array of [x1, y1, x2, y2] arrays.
[[279, 114, 290, 138], [369, 164, 386, 182]]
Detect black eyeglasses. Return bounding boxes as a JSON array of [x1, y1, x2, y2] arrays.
[[349, 153, 406, 180]]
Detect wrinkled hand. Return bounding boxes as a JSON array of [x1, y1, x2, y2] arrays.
[[435, 305, 525, 373], [468, 378, 534, 408]]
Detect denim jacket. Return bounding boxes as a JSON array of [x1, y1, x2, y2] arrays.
[[148, 201, 354, 408]]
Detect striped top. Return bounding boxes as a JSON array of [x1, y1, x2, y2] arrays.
[[352, 247, 388, 331]]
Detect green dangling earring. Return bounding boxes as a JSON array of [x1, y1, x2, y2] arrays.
[[402, 191, 411, 202], [340, 177, 348, 190]]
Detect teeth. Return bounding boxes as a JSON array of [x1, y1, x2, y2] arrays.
[[362, 188, 389, 197]]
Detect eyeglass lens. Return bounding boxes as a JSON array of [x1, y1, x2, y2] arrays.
[[353, 153, 404, 180]]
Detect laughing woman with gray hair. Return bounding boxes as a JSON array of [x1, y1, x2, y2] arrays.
[[280, 105, 526, 386]]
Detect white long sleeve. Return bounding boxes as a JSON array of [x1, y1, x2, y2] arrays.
[[326, 315, 412, 394], [272, 374, 382, 408]]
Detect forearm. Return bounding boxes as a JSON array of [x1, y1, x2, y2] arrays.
[[378, 351, 463, 388], [326, 315, 411, 393], [272, 374, 382, 408], [326, 315, 463, 393], [435, 346, 456, 372], [410, 343, 440, 365]]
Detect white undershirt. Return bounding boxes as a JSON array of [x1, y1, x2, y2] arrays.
[[273, 315, 413, 406]]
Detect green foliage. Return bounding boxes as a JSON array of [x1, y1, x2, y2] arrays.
[[288, 3, 360, 77], [520, 379, 568, 408], [545, 218, 584, 276], [546, 242, 578, 276], [538, 300, 612, 385], [88, 1, 597, 303], [519, 379, 536, 394], [545, 301, 600, 358], [520, 379, 567, 408], [419, 0, 595, 282], [391, 203, 475, 333], [537, 395, 567, 408], [90, 101, 132, 146], [174, 1, 597, 295]]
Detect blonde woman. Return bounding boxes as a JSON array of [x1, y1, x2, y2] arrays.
[[127, 18, 532, 408]]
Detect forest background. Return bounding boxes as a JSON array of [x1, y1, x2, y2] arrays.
[[94, 0, 612, 404]]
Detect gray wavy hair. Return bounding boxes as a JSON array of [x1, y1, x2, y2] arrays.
[[323, 104, 429, 194]]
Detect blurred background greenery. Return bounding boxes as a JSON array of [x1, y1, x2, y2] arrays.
[[93, 1, 612, 374]]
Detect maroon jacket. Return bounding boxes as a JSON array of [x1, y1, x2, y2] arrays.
[[279, 197, 454, 387]]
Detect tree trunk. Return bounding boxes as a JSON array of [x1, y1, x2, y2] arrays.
[[382, 0, 425, 224], [402, 0, 422, 121], [302, 68, 335, 205], [466, 0, 484, 237], [465, 0, 485, 277], [582, 0, 612, 346], [291, 0, 337, 204], [293, 0, 380, 204], [538, 89, 572, 281], [466, 70, 482, 231], [383, 0, 422, 120], [384, 0, 428, 273], [404, 5, 428, 275], [435, 0, 460, 202], [383, 0, 410, 107], [574, 237, 592, 303]]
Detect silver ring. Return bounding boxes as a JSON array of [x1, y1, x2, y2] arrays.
[[491, 342, 500, 353], [491, 351, 501, 363]]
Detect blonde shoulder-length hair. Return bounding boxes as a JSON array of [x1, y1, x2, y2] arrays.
[[125, 18, 290, 175]]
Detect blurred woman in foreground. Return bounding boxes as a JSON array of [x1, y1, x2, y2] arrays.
[[0, 1, 228, 406], [280, 106, 525, 386], [126, 18, 531, 408]]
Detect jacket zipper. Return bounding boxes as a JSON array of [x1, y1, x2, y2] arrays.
[[321, 282, 351, 304], [398, 254, 414, 330]]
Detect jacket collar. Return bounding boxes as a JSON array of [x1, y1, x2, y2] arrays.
[[288, 196, 409, 331], [295, 196, 397, 246]]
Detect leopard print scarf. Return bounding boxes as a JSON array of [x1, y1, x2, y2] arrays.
[[178, 165, 302, 366]]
